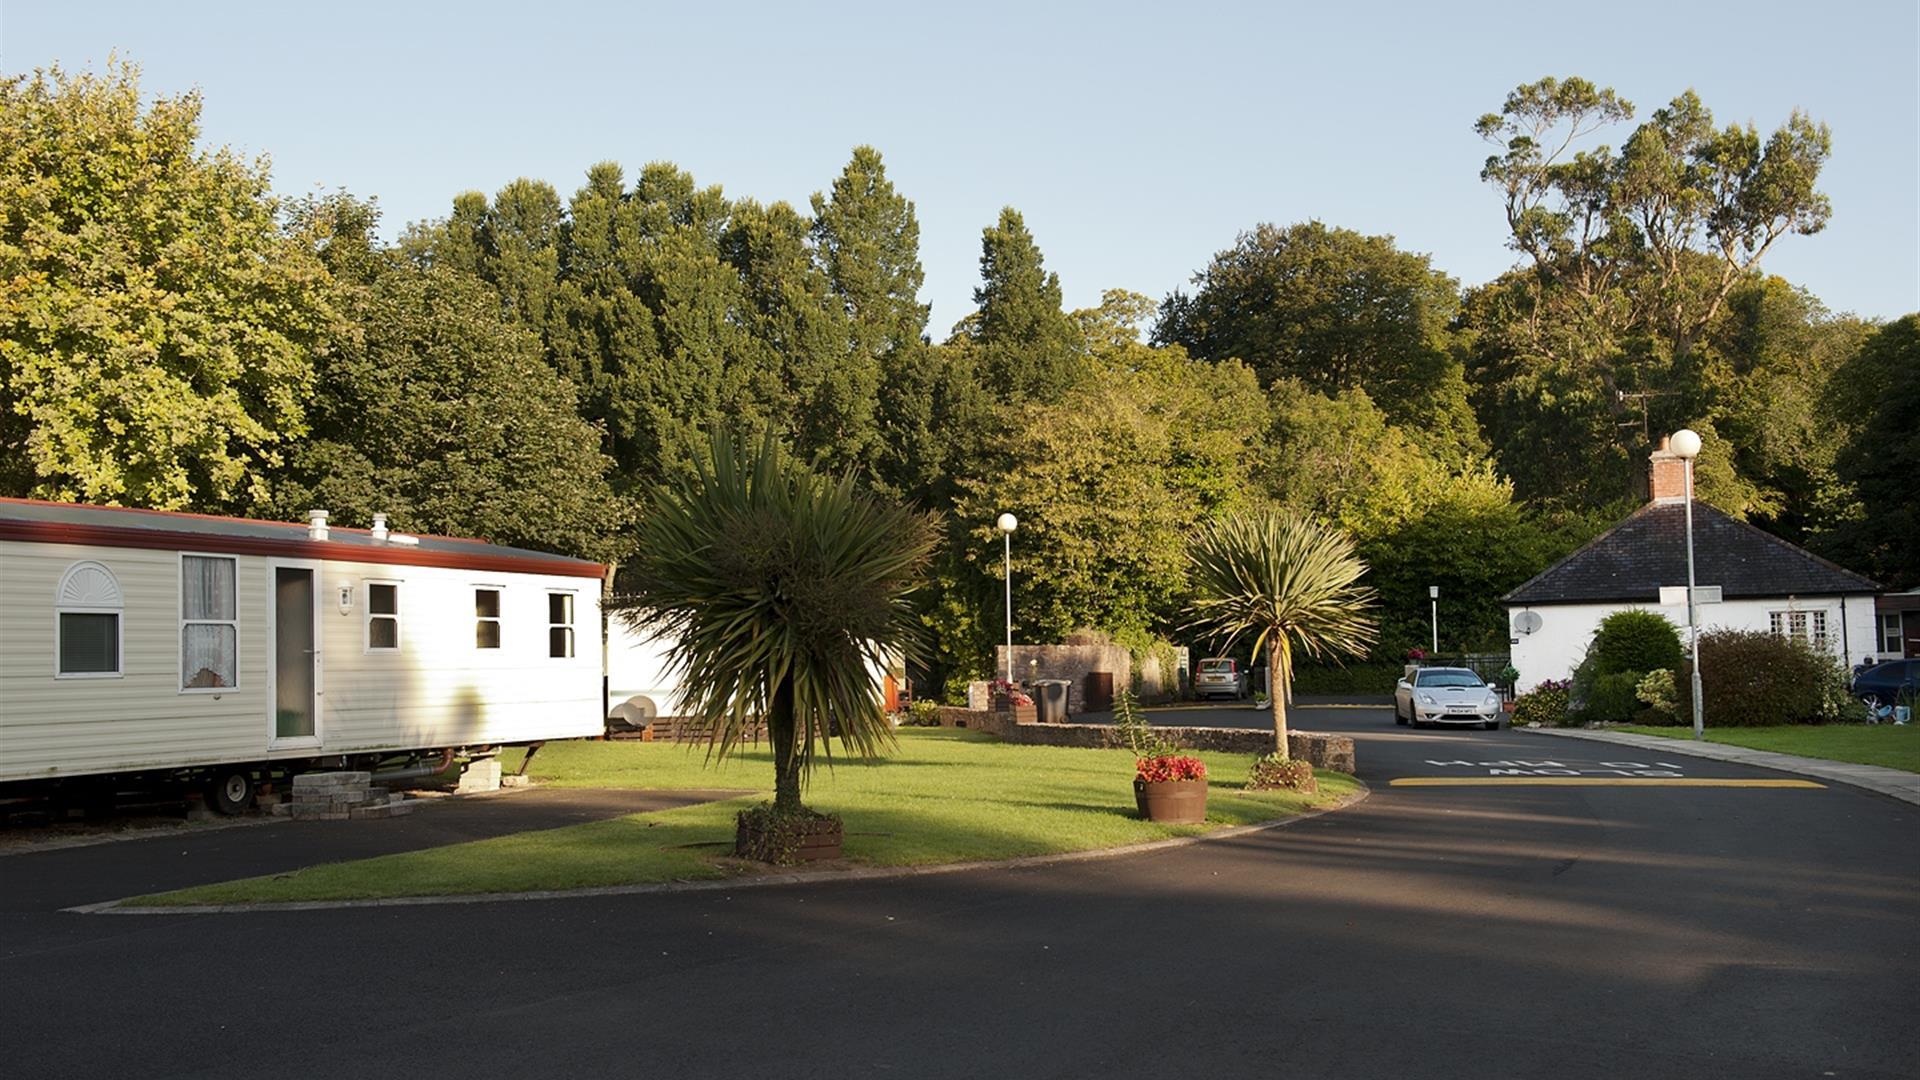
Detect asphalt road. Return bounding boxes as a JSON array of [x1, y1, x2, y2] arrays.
[[4, 706, 1916, 1079]]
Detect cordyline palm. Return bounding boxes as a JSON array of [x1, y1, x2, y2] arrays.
[[1183, 509, 1376, 754], [612, 427, 936, 814]]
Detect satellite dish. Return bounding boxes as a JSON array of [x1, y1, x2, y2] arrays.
[[607, 695, 660, 731], [1513, 611, 1543, 635]]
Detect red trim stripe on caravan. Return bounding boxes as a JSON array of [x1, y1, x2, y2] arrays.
[[0, 519, 608, 580]]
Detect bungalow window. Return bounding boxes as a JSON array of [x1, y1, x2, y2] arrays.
[[475, 588, 502, 649], [1882, 613, 1904, 656], [1769, 609, 1828, 652], [56, 561, 123, 678], [548, 592, 575, 658], [366, 582, 400, 651], [181, 555, 239, 690]]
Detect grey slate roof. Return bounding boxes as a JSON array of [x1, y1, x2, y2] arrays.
[[0, 498, 599, 572], [1503, 501, 1879, 606]]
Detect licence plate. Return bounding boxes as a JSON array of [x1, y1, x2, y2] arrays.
[[1447, 706, 1478, 714]]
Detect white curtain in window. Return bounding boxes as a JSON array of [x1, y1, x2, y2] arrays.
[[183, 556, 237, 620], [183, 624, 238, 688]]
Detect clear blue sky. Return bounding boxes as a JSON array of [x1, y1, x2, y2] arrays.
[[5, 1, 1916, 331]]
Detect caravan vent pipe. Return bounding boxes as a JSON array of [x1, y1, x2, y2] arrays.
[[371, 513, 389, 543], [307, 509, 330, 541]]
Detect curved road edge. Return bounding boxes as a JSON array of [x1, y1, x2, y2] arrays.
[[66, 782, 1373, 917]]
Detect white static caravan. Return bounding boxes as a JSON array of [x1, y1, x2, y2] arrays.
[[0, 498, 606, 810]]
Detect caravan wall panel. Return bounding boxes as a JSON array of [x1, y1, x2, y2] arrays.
[[0, 539, 602, 784]]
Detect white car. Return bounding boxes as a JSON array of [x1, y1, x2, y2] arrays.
[[1195, 657, 1248, 701], [1394, 667, 1503, 729]]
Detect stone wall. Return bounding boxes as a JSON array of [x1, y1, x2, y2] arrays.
[[932, 707, 1356, 774], [994, 644, 1131, 714]]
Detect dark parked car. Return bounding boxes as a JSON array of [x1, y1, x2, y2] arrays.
[[1851, 659, 1917, 708]]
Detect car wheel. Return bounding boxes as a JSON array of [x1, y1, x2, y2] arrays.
[[1394, 701, 1408, 726], [1484, 718, 1501, 731]]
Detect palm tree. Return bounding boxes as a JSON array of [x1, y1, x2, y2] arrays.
[[1184, 508, 1376, 754], [613, 427, 936, 815]]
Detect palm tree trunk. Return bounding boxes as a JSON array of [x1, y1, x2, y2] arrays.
[[1269, 636, 1290, 756], [769, 677, 803, 814]]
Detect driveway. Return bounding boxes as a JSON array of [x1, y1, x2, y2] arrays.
[[4, 704, 1915, 1079]]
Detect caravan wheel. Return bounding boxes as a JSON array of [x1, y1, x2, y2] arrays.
[[205, 769, 255, 815]]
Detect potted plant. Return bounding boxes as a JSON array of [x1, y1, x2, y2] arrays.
[[1134, 753, 1209, 823], [988, 678, 1035, 722], [1109, 687, 1206, 821]]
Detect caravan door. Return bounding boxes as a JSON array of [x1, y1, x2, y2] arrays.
[[268, 561, 323, 749]]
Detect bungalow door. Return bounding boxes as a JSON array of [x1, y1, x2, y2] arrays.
[[268, 561, 323, 748]]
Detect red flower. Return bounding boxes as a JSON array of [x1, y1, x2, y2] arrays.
[[1136, 754, 1207, 783]]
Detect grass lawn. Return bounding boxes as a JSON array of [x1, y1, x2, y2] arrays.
[[127, 729, 1360, 907], [1615, 723, 1920, 774]]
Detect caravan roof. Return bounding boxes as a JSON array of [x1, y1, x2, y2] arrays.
[[0, 498, 604, 579]]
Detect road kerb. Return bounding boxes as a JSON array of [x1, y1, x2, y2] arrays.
[[1521, 726, 1920, 807]]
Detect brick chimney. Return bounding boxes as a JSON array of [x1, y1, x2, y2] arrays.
[[1649, 436, 1689, 504]]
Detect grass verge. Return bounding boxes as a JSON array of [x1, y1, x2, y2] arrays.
[[125, 729, 1360, 906], [1615, 723, 1919, 774]]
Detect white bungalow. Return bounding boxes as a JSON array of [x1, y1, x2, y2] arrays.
[[1503, 440, 1881, 692], [0, 499, 606, 810]]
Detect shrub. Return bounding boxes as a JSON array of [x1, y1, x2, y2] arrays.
[[1581, 670, 1644, 724], [1248, 752, 1317, 793], [902, 700, 943, 727], [1589, 610, 1684, 677], [1678, 630, 1867, 726], [1290, 661, 1405, 695], [1635, 669, 1680, 725], [1511, 680, 1570, 727]]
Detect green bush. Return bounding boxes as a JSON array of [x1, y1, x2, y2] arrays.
[[1635, 669, 1680, 725], [1589, 609, 1684, 676], [1678, 630, 1868, 726], [1580, 670, 1645, 724], [902, 700, 943, 727], [1511, 681, 1570, 727], [1290, 661, 1405, 695], [1248, 752, 1317, 792]]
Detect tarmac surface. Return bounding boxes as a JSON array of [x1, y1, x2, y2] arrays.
[[4, 704, 1916, 1079]]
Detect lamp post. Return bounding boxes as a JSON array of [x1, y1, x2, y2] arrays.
[[1429, 586, 1440, 655], [1670, 428, 1705, 740], [997, 513, 1018, 683]]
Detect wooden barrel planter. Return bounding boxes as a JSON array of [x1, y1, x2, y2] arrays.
[[1134, 778, 1208, 823]]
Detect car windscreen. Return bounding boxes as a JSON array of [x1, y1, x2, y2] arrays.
[[1198, 660, 1235, 673], [1417, 670, 1484, 688]]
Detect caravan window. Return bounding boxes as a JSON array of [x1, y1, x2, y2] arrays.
[[181, 555, 239, 690], [475, 588, 502, 649], [56, 561, 123, 677], [548, 592, 575, 658], [366, 582, 400, 651]]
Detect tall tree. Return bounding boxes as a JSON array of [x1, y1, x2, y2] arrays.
[[811, 147, 941, 496], [966, 208, 1085, 400], [1822, 315, 1920, 588], [1157, 221, 1482, 463], [1467, 76, 1834, 506], [0, 61, 331, 511], [275, 252, 631, 562], [954, 320, 1265, 649]]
